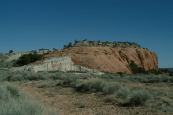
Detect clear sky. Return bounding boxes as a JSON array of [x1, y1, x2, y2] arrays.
[[0, 0, 173, 68]]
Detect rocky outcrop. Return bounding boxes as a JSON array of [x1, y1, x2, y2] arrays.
[[12, 56, 100, 73], [45, 47, 158, 74]]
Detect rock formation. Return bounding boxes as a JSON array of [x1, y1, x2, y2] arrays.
[[12, 56, 100, 73], [45, 46, 158, 74]]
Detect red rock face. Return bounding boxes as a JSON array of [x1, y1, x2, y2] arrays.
[[45, 47, 158, 74]]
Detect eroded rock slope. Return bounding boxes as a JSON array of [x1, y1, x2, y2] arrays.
[[45, 47, 158, 74]]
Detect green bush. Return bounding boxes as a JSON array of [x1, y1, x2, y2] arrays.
[[15, 53, 43, 66], [129, 61, 147, 74]]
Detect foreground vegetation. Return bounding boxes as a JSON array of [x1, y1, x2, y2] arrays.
[[0, 82, 56, 115], [0, 69, 173, 114], [15, 53, 43, 66]]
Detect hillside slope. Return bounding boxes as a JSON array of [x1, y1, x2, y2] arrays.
[[45, 47, 158, 74]]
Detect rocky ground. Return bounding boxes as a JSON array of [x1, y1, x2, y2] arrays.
[[1, 66, 173, 115], [14, 79, 172, 115]]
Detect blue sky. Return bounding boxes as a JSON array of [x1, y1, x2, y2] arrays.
[[0, 0, 173, 67]]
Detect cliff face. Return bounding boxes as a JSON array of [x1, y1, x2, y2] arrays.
[[12, 56, 99, 73], [45, 47, 158, 74]]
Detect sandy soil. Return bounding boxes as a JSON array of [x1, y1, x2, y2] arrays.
[[15, 81, 159, 115]]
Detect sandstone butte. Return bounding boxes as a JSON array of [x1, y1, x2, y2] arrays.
[[44, 46, 158, 74]]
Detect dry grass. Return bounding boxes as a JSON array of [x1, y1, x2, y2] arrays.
[[0, 70, 173, 114], [0, 82, 56, 115]]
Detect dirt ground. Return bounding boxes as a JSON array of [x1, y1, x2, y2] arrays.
[[13, 80, 162, 115]]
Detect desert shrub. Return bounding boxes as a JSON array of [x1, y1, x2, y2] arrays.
[[104, 88, 152, 107], [75, 78, 122, 94], [169, 73, 173, 76], [60, 75, 79, 87], [75, 78, 106, 92], [116, 72, 124, 76], [104, 87, 131, 104], [104, 95, 117, 103], [4, 71, 48, 81], [52, 72, 82, 86], [0, 83, 56, 115], [1, 70, 89, 82], [49, 71, 87, 80], [100, 73, 123, 81], [116, 87, 131, 99], [102, 82, 121, 94], [160, 68, 173, 76], [76, 101, 86, 108], [154, 96, 173, 113], [0, 70, 11, 81], [6, 71, 26, 81], [6, 70, 172, 83], [0, 60, 14, 68], [130, 75, 160, 83], [146, 91, 173, 113], [37, 80, 59, 88], [129, 74, 173, 83], [122, 89, 152, 106], [100, 73, 173, 83], [49, 72, 64, 80], [15, 53, 43, 66], [148, 69, 162, 75]]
